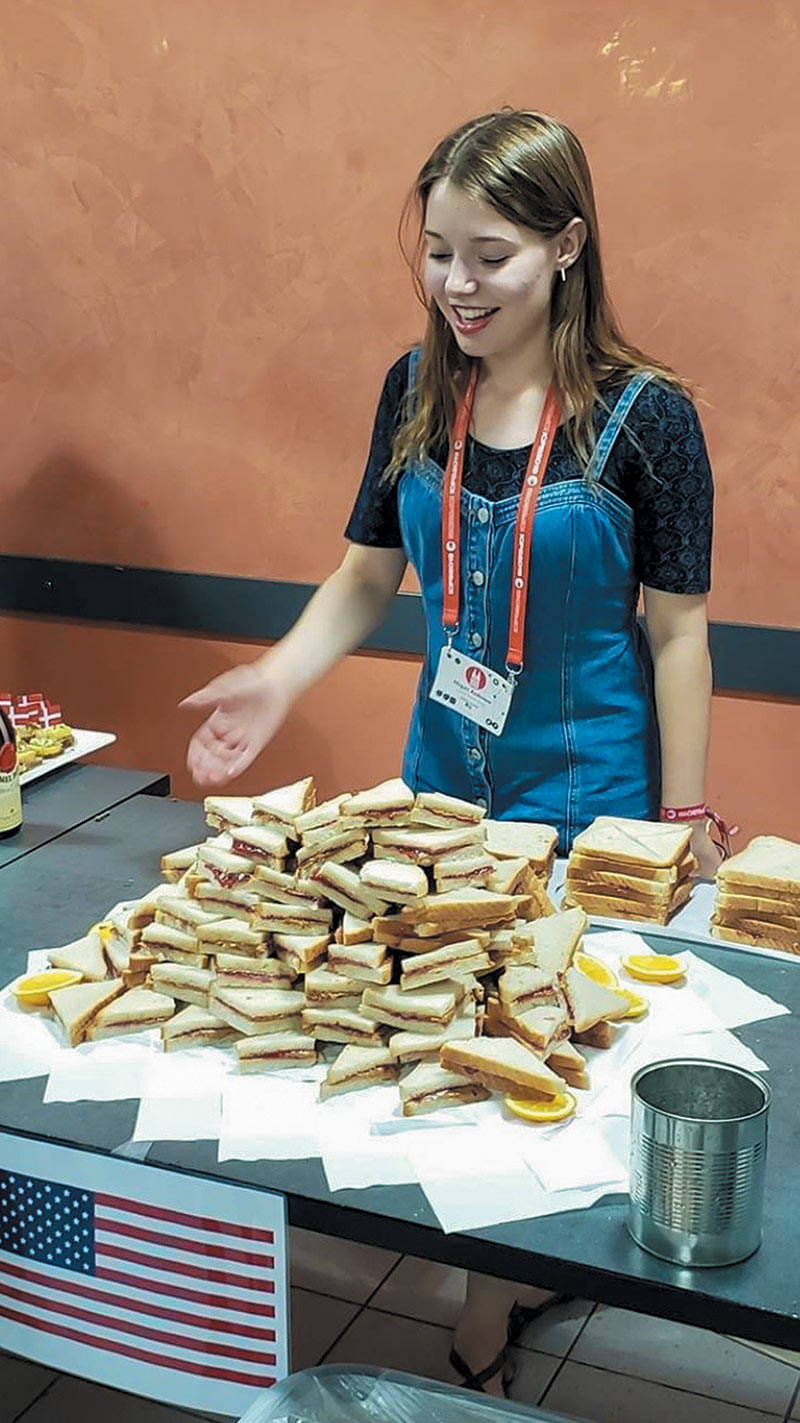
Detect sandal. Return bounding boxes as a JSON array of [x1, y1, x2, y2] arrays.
[[507, 1293, 575, 1346], [449, 1342, 512, 1394]]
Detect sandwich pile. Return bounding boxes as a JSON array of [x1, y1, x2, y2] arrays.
[[26, 777, 644, 1119], [562, 816, 696, 926], [711, 835, 800, 956]]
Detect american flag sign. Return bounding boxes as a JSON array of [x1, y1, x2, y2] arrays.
[[0, 1132, 288, 1415]]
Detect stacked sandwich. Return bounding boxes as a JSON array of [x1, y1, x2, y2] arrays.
[[32, 775, 636, 1118], [711, 835, 800, 956], [563, 816, 696, 925]]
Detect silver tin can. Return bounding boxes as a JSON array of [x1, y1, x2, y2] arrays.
[[628, 1059, 770, 1267]]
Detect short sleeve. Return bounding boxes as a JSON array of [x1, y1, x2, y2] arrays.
[[344, 353, 411, 547], [620, 382, 714, 594]]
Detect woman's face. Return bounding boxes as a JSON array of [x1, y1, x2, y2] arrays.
[[423, 179, 561, 364]]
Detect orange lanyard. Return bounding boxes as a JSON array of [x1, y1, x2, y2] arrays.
[[441, 364, 561, 674]]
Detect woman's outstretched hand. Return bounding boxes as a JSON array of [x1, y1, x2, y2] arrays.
[[181, 662, 291, 788]]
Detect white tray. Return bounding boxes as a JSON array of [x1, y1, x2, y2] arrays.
[[550, 862, 800, 967], [20, 728, 117, 787]]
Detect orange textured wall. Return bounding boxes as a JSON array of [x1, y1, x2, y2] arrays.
[[1, 2, 798, 842], [1, 0, 798, 622], [2, 615, 798, 843]]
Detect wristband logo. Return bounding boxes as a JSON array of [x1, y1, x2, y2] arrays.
[[465, 665, 487, 691]]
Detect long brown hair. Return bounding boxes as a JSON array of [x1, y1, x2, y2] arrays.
[[385, 110, 686, 481]]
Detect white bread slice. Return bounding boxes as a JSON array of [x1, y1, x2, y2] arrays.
[[296, 795, 351, 838], [498, 964, 558, 1012], [716, 836, 800, 895], [304, 965, 363, 1005], [504, 1002, 569, 1052], [359, 859, 429, 903], [483, 820, 559, 867], [50, 979, 125, 1047], [295, 828, 368, 872], [529, 908, 587, 978], [49, 929, 107, 982], [716, 888, 800, 917], [341, 778, 415, 824], [251, 901, 333, 933], [203, 796, 254, 831], [319, 1044, 397, 1098], [410, 791, 486, 829], [249, 864, 322, 907], [252, 777, 315, 831], [149, 963, 214, 1007], [210, 985, 305, 1035], [160, 845, 200, 880], [327, 941, 391, 984], [485, 857, 530, 895], [433, 853, 495, 892], [301, 1006, 385, 1046], [569, 850, 694, 886], [400, 1062, 491, 1115], [272, 931, 331, 973], [236, 1031, 318, 1069], [161, 1005, 238, 1051], [341, 911, 374, 945], [359, 982, 462, 1033], [155, 894, 226, 934], [193, 883, 261, 922], [400, 938, 491, 991], [214, 955, 296, 988], [571, 816, 692, 869], [86, 988, 176, 1040], [440, 1036, 567, 1098], [566, 869, 680, 904], [546, 1038, 590, 1089], [563, 883, 690, 925], [371, 825, 484, 865], [311, 861, 390, 919], [563, 967, 631, 1033], [229, 824, 290, 862], [398, 886, 517, 929], [713, 905, 800, 934], [709, 918, 800, 955], [195, 843, 255, 888], [388, 1003, 477, 1063]]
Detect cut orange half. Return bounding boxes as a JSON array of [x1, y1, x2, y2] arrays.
[[504, 1091, 577, 1124], [621, 953, 686, 984], [618, 988, 650, 1019], [13, 969, 84, 1006], [573, 951, 619, 987]]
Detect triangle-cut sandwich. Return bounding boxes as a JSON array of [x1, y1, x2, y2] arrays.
[[399, 938, 491, 991], [359, 859, 429, 904], [149, 963, 214, 1007], [712, 836, 800, 954], [49, 979, 125, 1047], [236, 1031, 318, 1071], [410, 790, 487, 830], [440, 1036, 568, 1099], [483, 820, 558, 873], [229, 823, 291, 866], [203, 796, 254, 832], [388, 1001, 477, 1063], [210, 985, 305, 1036], [359, 982, 463, 1034], [48, 929, 108, 983], [562, 967, 630, 1033], [526, 907, 587, 978], [252, 777, 315, 833], [400, 1061, 491, 1116], [86, 987, 176, 1041], [214, 954, 296, 989], [161, 1004, 239, 1051], [327, 940, 392, 985], [301, 1005, 385, 1046], [341, 778, 415, 827], [319, 1044, 398, 1099]]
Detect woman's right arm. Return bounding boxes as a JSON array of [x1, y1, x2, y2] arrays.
[[183, 543, 407, 787]]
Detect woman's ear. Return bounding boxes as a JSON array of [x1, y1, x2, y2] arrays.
[[556, 217, 587, 275]]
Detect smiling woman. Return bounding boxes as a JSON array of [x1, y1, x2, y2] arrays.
[[182, 105, 718, 1397]]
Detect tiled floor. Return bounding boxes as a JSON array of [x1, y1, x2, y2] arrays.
[[3, 1231, 800, 1423]]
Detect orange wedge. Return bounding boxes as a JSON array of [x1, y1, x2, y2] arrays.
[[13, 969, 84, 1007], [504, 1091, 577, 1124], [621, 953, 686, 984], [617, 988, 650, 1019], [573, 951, 619, 988]]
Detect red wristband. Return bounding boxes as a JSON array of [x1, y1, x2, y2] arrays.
[[659, 804, 707, 822]]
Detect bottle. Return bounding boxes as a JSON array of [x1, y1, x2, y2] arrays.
[[0, 706, 22, 838]]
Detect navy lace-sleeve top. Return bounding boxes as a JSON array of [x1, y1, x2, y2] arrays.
[[345, 352, 713, 594]]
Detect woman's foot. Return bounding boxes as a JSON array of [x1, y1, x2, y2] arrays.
[[450, 1280, 570, 1397]]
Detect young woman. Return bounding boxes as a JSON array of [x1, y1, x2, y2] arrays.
[[184, 110, 718, 1394]]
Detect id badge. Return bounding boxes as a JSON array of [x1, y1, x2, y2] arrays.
[[429, 645, 514, 737]]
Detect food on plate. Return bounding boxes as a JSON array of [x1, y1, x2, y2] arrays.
[[301, 1005, 385, 1046], [371, 823, 485, 865], [49, 979, 125, 1047], [197, 918, 271, 958], [564, 816, 695, 924], [400, 1062, 491, 1115], [203, 796, 255, 832], [48, 928, 108, 982], [252, 777, 316, 832], [573, 951, 619, 987], [303, 964, 362, 1006], [214, 955, 296, 989], [482, 819, 558, 873], [498, 964, 558, 1013], [327, 939, 392, 985], [410, 790, 487, 829], [433, 852, 495, 893], [85, 987, 176, 1041], [617, 988, 649, 1019], [319, 1044, 398, 1098], [562, 967, 631, 1032], [504, 1090, 577, 1123], [497, 1001, 570, 1054], [359, 981, 463, 1033], [388, 1002, 477, 1063], [310, 860, 390, 919], [399, 937, 492, 991], [342, 777, 416, 826], [359, 858, 429, 902], [209, 985, 305, 1036], [236, 1031, 318, 1070], [149, 963, 214, 1006]]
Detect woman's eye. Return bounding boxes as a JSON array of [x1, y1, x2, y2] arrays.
[[480, 256, 508, 266], [427, 252, 451, 262]]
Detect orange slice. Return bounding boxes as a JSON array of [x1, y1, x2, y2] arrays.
[[504, 1091, 577, 1124], [618, 988, 650, 1019], [621, 953, 686, 984], [13, 969, 84, 1006], [573, 951, 619, 987]]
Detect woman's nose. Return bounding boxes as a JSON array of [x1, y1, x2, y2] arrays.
[[444, 257, 478, 297]]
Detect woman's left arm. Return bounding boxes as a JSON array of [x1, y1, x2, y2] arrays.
[[643, 586, 719, 877]]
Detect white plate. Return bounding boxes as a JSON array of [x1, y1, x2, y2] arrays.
[[550, 862, 800, 967], [20, 728, 117, 787]]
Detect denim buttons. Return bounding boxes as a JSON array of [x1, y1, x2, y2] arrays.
[[476, 507, 490, 524], [470, 632, 482, 648], [471, 570, 485, 586]]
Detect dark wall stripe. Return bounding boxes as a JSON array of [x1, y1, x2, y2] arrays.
[[1, 554, 797, 699]]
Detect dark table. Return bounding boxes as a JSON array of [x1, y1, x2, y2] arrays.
[[1, 762, 170, 869], [2, 795, 798, 1352]]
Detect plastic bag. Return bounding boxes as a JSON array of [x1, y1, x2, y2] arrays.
[[238, 1363, 567, 1423]]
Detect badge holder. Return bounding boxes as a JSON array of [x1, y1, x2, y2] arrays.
[[430, 631, 516, 737]]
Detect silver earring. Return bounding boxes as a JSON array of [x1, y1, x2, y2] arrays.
[[560, 267, 567, 283]]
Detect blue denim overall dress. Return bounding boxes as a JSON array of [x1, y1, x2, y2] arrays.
[[398, 354, 660, 851]]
